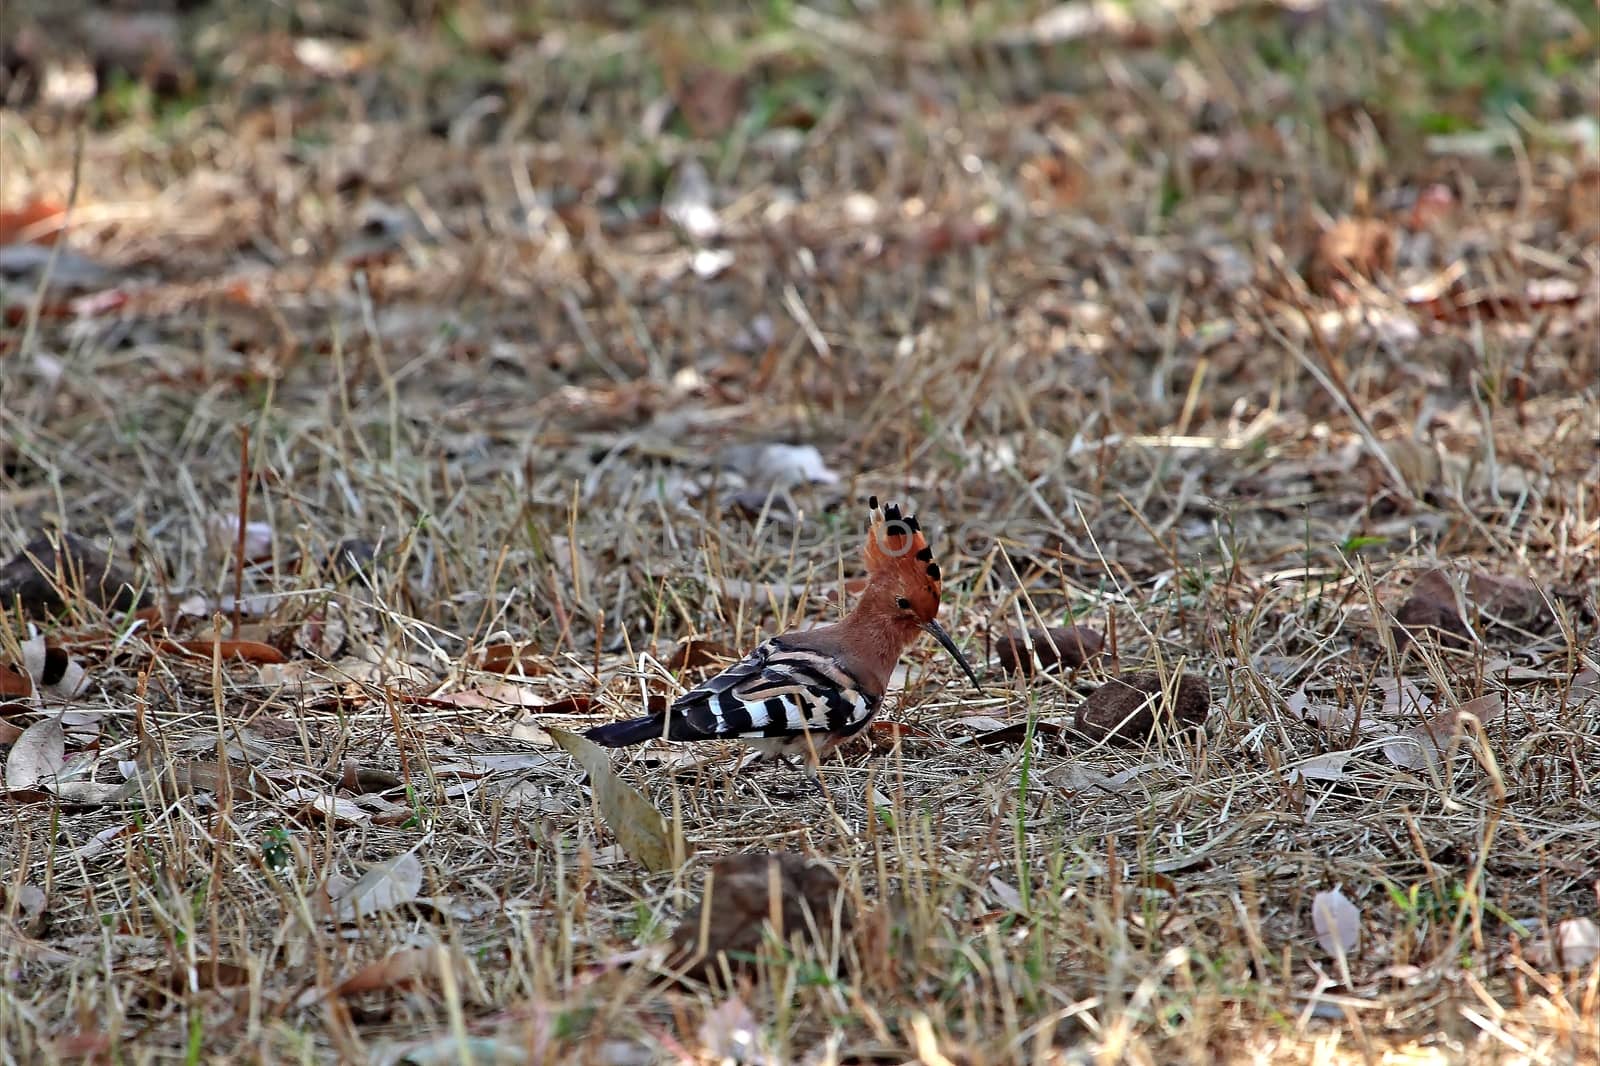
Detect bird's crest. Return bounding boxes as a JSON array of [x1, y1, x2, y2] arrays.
[[863, 496, 943, 617]]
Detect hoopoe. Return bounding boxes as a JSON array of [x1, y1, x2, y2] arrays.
[[585, 497, 981, 777]]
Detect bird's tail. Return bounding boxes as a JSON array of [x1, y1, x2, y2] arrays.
[[583, 715, 669, 747]]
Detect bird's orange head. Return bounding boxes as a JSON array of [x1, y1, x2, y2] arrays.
[[862, 496, 944, 625]]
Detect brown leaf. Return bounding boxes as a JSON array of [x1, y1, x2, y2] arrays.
[[1075, 672, 1209, 744], [994, 626, 1104, 677], [0, 198, 66, 245], [0, 666, 30, 699], [1310, 217, 1394, 295], [50, 1030, 112, 1059], [669, 853, 849, 982], [967, 718, 1069, 748], [550, 728, 678, 874], [1018, 153, 1086, 211], [1566, 165, 1600, 234], [538, 695, 598, 717], [339, 760, 402, 794], [865, 720, 935, 751], [158, 639, 287, 664], [152, 957, 251, 1002], [331, 947, 434, 998], [473, 642, 545, 675], [1465, 571, 1549, 630]]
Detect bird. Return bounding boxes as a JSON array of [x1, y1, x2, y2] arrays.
[[584, 497, 981, 782]]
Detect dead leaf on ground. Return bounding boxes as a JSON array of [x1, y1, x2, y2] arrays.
[[1465, 571, 1550, 630], [141, 957, 251, 1007], [1310, 217, 1394, 295], [509, 717, 555, 746], [865, 720, 935, 751], [1525, 917, 1600, 972], [432, 753, 560, 776], [4, 882, 47, 936], [0, 243, 119, 295], [717, 443, 840, 494], [473, 642, 546, 674], [326, 852, 424, 923], [0, 198, 66, 245], [5, 716, 64, 791], [158, 638, 287, 665], [668, 852, 849, 981], [1382, 694, 1504, 772], [1293, 753, 1352, 783], [318, 946, 436, 1001], [280, 788, 373, 827], [205, 514, 274, 562], [0, 667, 31, 699], [430, 681, 543, 709], [338, 761, 402, 794], [964, 717, 1069, 748], [550, 727, 678, 874], [11, 634, 89, 700], [1288, 683, 1364, 738], [662, 157, 720, 243], [1313, 887, 1361, 960], [698, 995, 762, 1063], [1041, 761, 1161, 793]]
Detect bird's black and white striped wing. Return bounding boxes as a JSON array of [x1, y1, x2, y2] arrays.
[[665, 637, 878, 742]]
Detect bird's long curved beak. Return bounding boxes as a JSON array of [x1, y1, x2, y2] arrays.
[[922, 619, 983, 694]]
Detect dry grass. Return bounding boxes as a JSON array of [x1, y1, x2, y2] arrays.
[[2, 1, 1598, 1063]]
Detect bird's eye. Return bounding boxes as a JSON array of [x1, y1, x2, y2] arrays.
[[896, 597, 912, 610]]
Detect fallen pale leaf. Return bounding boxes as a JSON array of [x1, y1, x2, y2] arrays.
[[1312, 887, 1361, 958], [1383, 694, 1503, 771], [327, 852, 424, 922], [699, 995, 760, 1063], [1526, 917, 1600, 972], [5, 717, 64, 791], [431, 681, 543, 709], [1294, 753, 1350, 783], [663, 158, 720, 243], [550, 727, 678, 873], [207, 514, 274, 561], [279, 788, 372, 826]]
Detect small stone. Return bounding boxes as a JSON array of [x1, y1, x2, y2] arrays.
[[0, 533, 146, 618], [995, 626, 1104, 677], [1393, 571, 1473, 653], [1465, 571, 1549, 631], [1075, 671, 1209, 744], [669, 852, 849, 982]]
